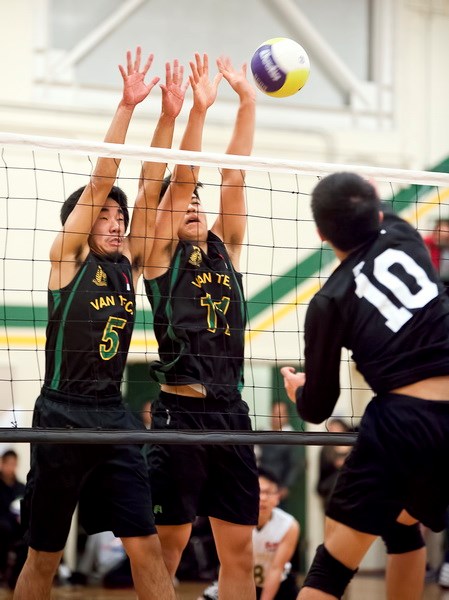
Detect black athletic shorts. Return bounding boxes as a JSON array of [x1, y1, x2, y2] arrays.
[[147, 391, 259, 526], [327, 392, 449, 535], [23, 387, 156, 552]]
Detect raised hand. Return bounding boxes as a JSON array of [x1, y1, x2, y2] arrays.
[[119, 46, 160, 108], [160, 59, 189, 119], [189, 53, 222, 112], [217, 56, 256, 101]]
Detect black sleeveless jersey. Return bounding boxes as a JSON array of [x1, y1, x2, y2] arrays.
[[297, 207, 449, 424], [144, 231, 246, 403], [44, 252, 135, 397]]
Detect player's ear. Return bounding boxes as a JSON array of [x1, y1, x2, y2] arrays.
[[379, 211, 384, 224]]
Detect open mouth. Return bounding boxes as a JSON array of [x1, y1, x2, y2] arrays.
[[109, 237, 123, 245]]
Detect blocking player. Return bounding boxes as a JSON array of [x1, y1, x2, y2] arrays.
[[14, 48, 188, 600], [144, 54, 259, 600]]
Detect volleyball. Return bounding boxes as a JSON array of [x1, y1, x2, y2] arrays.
[[250, 37, 310, 98]]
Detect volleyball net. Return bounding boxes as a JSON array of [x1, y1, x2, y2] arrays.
[[1, 131, 449, 445]]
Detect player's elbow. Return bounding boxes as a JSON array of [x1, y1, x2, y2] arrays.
[[298, 409, 327, 425], [296, 396, 334, 425]]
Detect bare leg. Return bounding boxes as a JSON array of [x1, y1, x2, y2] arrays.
[[121, 534, 176, 600], [210, 517, 255, 600], [298, 518, 377, 600], [384, 512, 426, 600], [386, 548, 426, 600], [155, 523, 192, 579], [298, 590, 337, 599], [13, 548, 63, 600]]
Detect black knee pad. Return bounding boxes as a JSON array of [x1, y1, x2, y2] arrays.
[[303, 544, 358, 599], [382, 522, 424, 554]]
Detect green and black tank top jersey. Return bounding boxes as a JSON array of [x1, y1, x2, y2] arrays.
[[44, 252, 135, 397], [144, 231, 246, 403]]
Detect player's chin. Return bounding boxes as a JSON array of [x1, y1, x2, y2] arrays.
[[183, 224, 206, 240], [104, 247, 123, 260]]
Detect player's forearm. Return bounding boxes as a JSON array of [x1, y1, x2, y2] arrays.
[[296, 382, 339, 424], [91, 101, 135, 187], [226, 96, 256, 158], [259, 568, 283, 600], [151, 113, 176, 150], [221, 97, 255, 187], [173, 106, 207, 186], [139, 113, 176, 200]]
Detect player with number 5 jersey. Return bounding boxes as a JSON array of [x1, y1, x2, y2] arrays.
[[281, 172, 449, 600], [14, 48, 188, 600]]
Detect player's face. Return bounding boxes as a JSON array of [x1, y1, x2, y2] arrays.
[[89, 198, 126, 257], [258, 476, 280, 516], [0, 456, 18, 479], [178, 195, 208, 242], [435, 222, 449, 248]]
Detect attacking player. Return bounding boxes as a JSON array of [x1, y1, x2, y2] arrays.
[[281, 172, 449, 600]]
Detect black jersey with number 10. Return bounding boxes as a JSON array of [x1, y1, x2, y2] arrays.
[[298, 207, 449, 423]]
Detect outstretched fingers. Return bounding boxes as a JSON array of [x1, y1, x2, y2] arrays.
[[133, 45, 142, 73], [119, 47, 160, 107], [141, 51, 154, 77]]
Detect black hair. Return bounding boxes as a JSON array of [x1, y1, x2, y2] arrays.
[[60, 185, 129, 230], [158, 174, 203, 204], [1, 449, 18, 461], [258, 466, 281, 488], [311, 172, 381, 252], [434, 218, 449, 227]]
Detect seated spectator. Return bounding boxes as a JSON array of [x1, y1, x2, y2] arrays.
[[0, 449, 26, 584], [258, 402, 304, 508], [176, 517, 219, 583], [70, 531, 126, 586], [423, 217, 449, 290], [141, 401, 152, 429], [199, 467, 300, 599], [316, 417, 352, 511]]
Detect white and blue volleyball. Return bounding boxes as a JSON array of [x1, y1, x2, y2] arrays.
[[251, 37, 310, 98]]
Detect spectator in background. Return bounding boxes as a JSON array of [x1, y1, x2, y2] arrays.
[[423, 217, 449, 290], [422, 218, 449, 585], [141, 401, 153, 429], [316, 418, 352, 512], [258, 402, 304, 509], [69, 531, 126, 587], [0, 450, 25, 583]]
